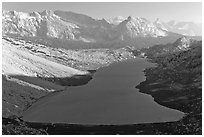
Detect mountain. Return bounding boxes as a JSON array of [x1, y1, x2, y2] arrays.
[[2, 10, 81, 40], [106, 16, 125, 25], [2, 10, 168, 38], [154, 19, 202, 36], [113, 16, 167, 39], [108, 17, 202, 37], [153, 18, 168, 31], [54, 10, 112, 28], [3, 10, 200, 49], [139, 36, 202, 58]]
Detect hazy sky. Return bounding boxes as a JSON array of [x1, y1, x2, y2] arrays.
[[2, 2, 202, 23]]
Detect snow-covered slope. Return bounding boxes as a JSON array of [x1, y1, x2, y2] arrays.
[[2, 10, 170, 43], [115, 16, 167, 38], [2, 10, 81, 40], [5, 10, 201, 49]]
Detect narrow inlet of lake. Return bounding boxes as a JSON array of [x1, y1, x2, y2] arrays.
[[22, 58, 184, 125]]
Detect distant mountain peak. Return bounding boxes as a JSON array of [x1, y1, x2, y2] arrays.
[[153, 18, 168, 31], [127, 16, 133, 21], [117, 16, 167, 37], [2, 10, 201, 50], [40, 10, 54, 16], [165, 20, 201, 36], [126, 16, 145, 22], [154, 18, 163, 25], [115, 16, 124, 19], [107, 16, 125, 25]]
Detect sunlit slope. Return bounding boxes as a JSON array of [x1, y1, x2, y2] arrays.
[[2, 38, 88, 78]]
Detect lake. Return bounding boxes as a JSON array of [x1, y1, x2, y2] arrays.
[[22, 58, 184, 125]]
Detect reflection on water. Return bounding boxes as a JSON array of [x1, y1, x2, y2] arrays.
[[23, 58, 184, 125]]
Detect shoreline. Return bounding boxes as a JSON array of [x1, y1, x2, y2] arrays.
[[2, 57, 135, 134], [2, 68, 98, 134]]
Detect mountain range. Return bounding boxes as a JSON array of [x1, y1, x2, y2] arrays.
[[2, 10, 202, 49], [108, 17, 202, 36]]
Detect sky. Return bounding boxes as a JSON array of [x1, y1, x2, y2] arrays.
[[2, 2, 202, 23]]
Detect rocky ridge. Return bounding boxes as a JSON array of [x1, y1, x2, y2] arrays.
[[3, 10, 186, 49]]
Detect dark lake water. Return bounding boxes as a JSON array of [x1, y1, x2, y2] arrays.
[[23, 58, 184, 125]]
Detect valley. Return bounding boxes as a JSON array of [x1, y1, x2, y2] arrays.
[[2, 35, 202, 135], [2, 8, 202, 135]]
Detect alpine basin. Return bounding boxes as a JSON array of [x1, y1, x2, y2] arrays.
[[23, 58, 184, 125]]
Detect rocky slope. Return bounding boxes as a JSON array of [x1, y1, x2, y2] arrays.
[[139, 36, 201, 57], [135, 38, 202, 134]]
